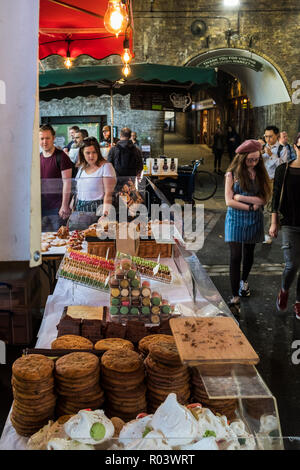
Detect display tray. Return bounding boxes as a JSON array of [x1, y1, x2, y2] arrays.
[[170, 317, 259, 366], [56, 251, 115, 293]]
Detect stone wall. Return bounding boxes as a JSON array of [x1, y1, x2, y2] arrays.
[[40, 0, 300, 150], [40, 94, 165, 157]]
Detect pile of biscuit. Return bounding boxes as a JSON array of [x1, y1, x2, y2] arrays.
[[191, 367, 237, 421], [101, 346, 147, 422], [11, 354, 56, 436], [55, 352, 104, 417], [140, 335, 191, 414]]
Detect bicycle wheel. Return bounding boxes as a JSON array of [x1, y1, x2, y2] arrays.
[[193, 170, 218, 201]]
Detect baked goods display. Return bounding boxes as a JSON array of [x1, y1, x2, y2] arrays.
[[145, 339, 190, 413], [11, 354, 56, 436], [138, 334, 174, 358], [55, 352, 104, 417], [56, 226, 69, 239], [101, 349, 147, 422], [41, 229, 85, 253], [116, 251, 172, 283], [57, 250, 115, 291], [109, 257, 172, 325]]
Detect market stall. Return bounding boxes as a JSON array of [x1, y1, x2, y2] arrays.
[[0, 179, 284, 451]]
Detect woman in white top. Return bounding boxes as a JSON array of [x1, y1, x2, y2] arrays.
[[74, 137, 116, 218]]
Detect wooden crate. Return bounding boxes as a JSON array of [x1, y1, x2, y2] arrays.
[[87, 240, 116, 259], [138, 240, 173, 258]]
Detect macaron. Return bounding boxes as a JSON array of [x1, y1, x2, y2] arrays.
[[142, 280, 151, 288], [130, 307, 139, 316], [142, 306, 150, 315], [111, 288, 121, 298], [121, 300, 130, 307], [111, 298, 120, 306], [151, 306, 160, 315], [121, 288, 129, 297], [120, 306, 129, 315], [151, 314, 160, 324], [110, 307, 119, 316], [151, 296, 161, 306], [161, 305, 171, 314], [127, 269, 136, 279], [142, 297, 151, 306], [142, 288, 151, 298], [120, 258, 132, 270], [131, 279, 140, 288], [131, 289, 140, 297], [120, 279, 129, 288], [110, 278, 119, 287]]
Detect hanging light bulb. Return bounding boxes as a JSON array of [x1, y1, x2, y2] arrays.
[[64, 40, 73, 69], [64, 56, 73, 69], [104, 0, 129, 37], [122, 63, 131, 77], [121, 48, 132, 65]]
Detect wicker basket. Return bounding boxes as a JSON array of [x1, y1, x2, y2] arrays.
[[138, 240, 173, 258], [87, 241, 116, 259]]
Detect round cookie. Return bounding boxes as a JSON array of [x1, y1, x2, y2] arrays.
[[51, 335, 93, 350], [94, 338, 134, 352], [138, 334, 174, 355], [101, 349, 142, 373], [55, 352, 99, 379], [12, 355, 54, 382], [148, 341, 181, 366]]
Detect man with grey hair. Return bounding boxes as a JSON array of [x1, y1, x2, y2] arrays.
[[278, 131, 296, 162], [107, 127, 143, 178]]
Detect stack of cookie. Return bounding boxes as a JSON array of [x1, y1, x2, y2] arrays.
[[55, 352, 104, 416], [94, 337, 134, 353], [101, 349, 146, 421], [145, 340, 190, 413], [138, 334, 174, 359], [51, 335, 93, 350], [11, 354, 56, 436], [190, 368, 237, 421]]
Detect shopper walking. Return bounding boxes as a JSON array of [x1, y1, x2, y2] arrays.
[[227, 125, 241, 162], [269, 133, 300, 319], [212, 128, 225, 174], [225, 140, 271, 308]]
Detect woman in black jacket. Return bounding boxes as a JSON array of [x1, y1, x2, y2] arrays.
[[269, 133, 300, 318]]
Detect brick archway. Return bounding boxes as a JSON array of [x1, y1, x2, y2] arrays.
[[185, 48, 291, 107]]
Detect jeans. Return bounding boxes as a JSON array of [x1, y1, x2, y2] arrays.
[[281, 226, 300, 301]]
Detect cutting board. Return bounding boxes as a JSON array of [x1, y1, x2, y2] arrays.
[[170, 317, 259, 366], [66, 305, 104, 321]]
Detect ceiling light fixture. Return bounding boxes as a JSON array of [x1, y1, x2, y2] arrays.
[[223, 0, 239, 7]]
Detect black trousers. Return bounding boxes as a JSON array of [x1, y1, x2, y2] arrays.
[[229, 242, 256, 296], [214, 149, 223, 170]]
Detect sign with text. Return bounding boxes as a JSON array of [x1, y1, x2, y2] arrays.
[[130, 89, 192, 112], [200, 55, 264, 72]]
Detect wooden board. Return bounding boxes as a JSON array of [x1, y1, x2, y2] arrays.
[[170, 317, 259, 366]]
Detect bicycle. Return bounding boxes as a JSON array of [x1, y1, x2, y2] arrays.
[[177, 158, 218, 202]]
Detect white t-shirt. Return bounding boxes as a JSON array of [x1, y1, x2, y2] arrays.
[[76, 162, 116, 201]]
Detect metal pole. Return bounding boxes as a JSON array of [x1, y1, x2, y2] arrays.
[[110, 86, 114, 144]]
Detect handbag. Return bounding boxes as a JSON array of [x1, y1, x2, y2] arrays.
[[276, 162, 289, 229]]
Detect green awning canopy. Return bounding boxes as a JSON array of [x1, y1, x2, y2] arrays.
[[39, 63, 217, 101]]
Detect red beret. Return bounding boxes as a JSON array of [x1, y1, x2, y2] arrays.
[[235, 139, 262, 154]]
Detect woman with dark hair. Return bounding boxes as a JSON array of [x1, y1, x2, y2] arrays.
[[225, 140, 271, 308], [74, 137, 116, 219], [227, 125, 241, 162], [269, 133, 300, 319]]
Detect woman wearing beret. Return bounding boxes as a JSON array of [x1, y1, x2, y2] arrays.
[[269, 133, 300, 319], [225, 140, 271, 308]]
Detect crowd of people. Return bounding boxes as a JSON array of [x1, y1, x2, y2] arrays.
[[40, 123, 143, 232], [223, 125, 300, 321]]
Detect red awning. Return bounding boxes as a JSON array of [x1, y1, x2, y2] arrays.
[[39, 0, 133, 60]]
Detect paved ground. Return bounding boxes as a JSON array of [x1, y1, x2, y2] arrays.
[[0, 133, 299, 447]]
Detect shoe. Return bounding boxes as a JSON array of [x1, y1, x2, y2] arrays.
[[227, 296, 241, 317], [276, 289, 289, 312], [263, 234, 272, 244], [239, 280, 250, 297], [294, 302, 300, 320]]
